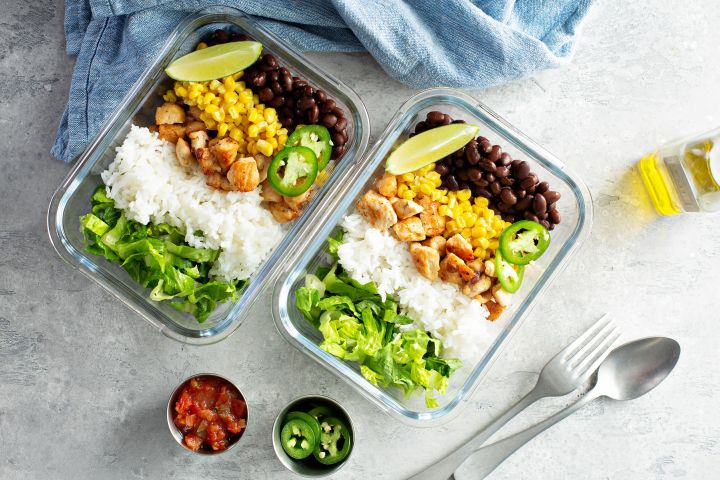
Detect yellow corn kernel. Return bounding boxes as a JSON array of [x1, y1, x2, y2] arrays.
[[227, 105, 239, 120], [265, 123, 277, 137], [474, 247, 485, 258], [479, 238, 490, 249], [204, 104, 220, 114], [431, 190, 443, 201], [187, 89, 201, 101], [432, 178, 443, 188], [252, 94, 260, 104], [456, 217, 466, 229], [223, 91, 238, 105], [451, 206, 463, 218], [217, 122, 229, 137], [472, 225, 486, 238], [264, 108, 277, 123], [397, 184, 409, 197], [232, 72, 243, 81], [447, 197, 457, 210], [239, 90, 253, 104], [457, 189, 472, 201], [209, 79, 221, 91], [400, 190, 415, 200], [483, 209, 494, 221], [462, 212, 476, 227], [475, 196, 489, 207], [248, 109, 262, 123], [211, 109, 225, 122], [278, 133, 288, 146], [256, 120, 268, 132], [438, 205, 449, 217], [461, 228, 472, 239], [163, 91, 177, 102], [204, 119, 217, 129], [204, 92, 217, 104], [426, 171, 441, 181], [229, 127, 242, 142], [410, 184, 420, 193], [401, 173, 415, 182], [223, 76, 236, 91], [269, 137, 279, 149], [196, 42, 208, 50], [471, 237, 482, 248], [248, 124, 260, 138], [488, 240, 499, 251], [256, 139, 274, 157]]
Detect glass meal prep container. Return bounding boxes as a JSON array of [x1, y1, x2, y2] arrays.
[[272, 88, 593, 424], [46, 9, 370, 345]]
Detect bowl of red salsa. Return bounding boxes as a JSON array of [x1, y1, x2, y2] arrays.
[[167, 374, 249, 454]]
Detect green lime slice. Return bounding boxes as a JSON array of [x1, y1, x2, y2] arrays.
[[385, 123, 481, 175], [165, 41, 263, 82]]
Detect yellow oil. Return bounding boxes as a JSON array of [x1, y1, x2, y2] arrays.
[[684, 139, 720, 194], [637, 153, 682, 215]]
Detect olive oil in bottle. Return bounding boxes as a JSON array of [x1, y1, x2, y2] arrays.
[[638, 128, 720, 215]]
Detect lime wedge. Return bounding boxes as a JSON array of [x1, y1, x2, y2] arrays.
[[165, 41, 263, 82], [385, 123, 480, 175]]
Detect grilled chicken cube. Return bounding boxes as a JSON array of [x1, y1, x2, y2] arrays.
[[439, 253, 477, 285], [356, 190, 398, 231], [261, 180, 283, 203], [196, 148, 221, 175], [226, 157, 260, 192], [255, 154, 271, 183], [462, 274, 491, 297], [409, 243, 440, 281], [188, 130, 209, 151], [375, 173, 398, 198], [268, 201, 301, 223], [392, 198, 424, 220], [446, 233, 474, 262], [184, 120, 206, 135], [175, 137, 194, 168], [155, 102, 186, 125], [283, 186, 316, 211], [492, 284, 512, 308], [206, 173, 239, 191], [418, 197, 446, 236], [210, 137, 240, 170], [467, 258, 485, 275], [393, 217, 426, 242], [486, 300, 504, 321], [422, 236, 446, 257], [158, 124, 186, 143], [187, 106, 203, 121]]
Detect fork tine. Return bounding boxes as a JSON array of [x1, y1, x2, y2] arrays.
[[567, 320, 616, 369], [572, 328, 621, 378], [561, 313, 611, 361]]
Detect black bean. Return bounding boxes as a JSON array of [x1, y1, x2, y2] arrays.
[[499, 177, 514, 187], [539, 212, 548, 220], [495, 165, 509, 178], [511, 159, 522, 169], [258, 87, 274, 102], [490, 181, 502, 195], [479, 139, 492, 155], [549, 209, 561, 224], [331, 107, 344, 118], [458, 181, 471, 190], [281, 74, 293, 92], [264, 54, 279, 68], [303, 85, 314, 97], [452, 148, 465, 159], [476, 187, 492, 198], [452, 119, 466, 124], [480, 160, 496, 173], [467, 167, 482, 182], [515, 161, 531, 180], [271, 81, 284, 96], [520, 176, 536, 190], [524, 211, 539, 222], [475, 178, 489, 187], [332, 144, 345, 159], [414, 121, 427, 134], [465, 144, 481, 165], [515, 196, 533, 211], [441, 114, 453, 125], [540, 219, 551, 229], [457, 169, 470, 181], [280, 116, 294, 128], [515, 189, 527, 199], [500, 188, 517, 205], [297, 97, 316, 110], [536, 181, 550, 194], [331, 132, 345, 146], [315, 90, 327, 102], [426, 111, 445, 124], [307, 104, 320, 123], [497, 202, 513, 213], [334, 117, 348, 131], [505, 215, 515, 223], [445, 175, 460, 190], [543, 190, 561, 204], [322, 114, 338, 128], [251, 71, 267, 87], [487, 145, 502, 163], [321, 99, 336, 113], [435, 164, 450, 176], [293, 79, 308, 90], [453, 157, 465, 168], [267, 97, 285, 108], [533, 194, 547, 214], [484, 172, 495, 183], [497, 153, 512, 166]]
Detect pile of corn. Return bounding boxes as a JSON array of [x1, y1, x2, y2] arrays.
[[395, 163, 510, 260], [164, 73, 288, 158]]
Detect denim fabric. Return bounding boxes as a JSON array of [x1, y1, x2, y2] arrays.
[[52, 0, 594, 162]]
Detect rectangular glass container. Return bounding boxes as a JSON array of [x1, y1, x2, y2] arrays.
[[272, 88, 592, 424], [47, 9, 370, 344]]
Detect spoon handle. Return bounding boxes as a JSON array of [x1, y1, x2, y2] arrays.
[[453, 389, 601, 480], [407, 386, 545, 480]]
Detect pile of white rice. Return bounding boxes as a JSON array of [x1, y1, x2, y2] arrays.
[[337, 213, 505, 362], [101, 125, 285, 281]]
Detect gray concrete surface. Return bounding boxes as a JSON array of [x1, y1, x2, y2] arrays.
[[1, 1, 719, 479]]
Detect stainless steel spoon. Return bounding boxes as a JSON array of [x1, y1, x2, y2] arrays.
[[453, 337, 681, 480]]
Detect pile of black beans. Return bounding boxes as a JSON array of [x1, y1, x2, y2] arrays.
[[208, 30, 349, 160], [414, 111, 561, 230]]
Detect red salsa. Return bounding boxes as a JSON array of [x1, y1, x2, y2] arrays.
[[173, 376, 248, 452]]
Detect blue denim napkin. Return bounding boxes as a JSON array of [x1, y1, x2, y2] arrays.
[[53, 0, 594, 162]]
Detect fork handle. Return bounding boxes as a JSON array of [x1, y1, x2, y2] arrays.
[[453, 389, 602, 480], [407, 386, 546, 480]]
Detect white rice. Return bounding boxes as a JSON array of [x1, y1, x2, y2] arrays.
[[337, 213, 505, 362], [101, 125, 285, 282]]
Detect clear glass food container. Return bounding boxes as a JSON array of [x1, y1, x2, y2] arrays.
[[46, 9, 370, 345], [272, 88, 592, 424]]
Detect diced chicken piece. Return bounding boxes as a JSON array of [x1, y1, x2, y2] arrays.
[[206, 173, 239, 192], [475, 289, 493, 304], [255, 154, 270, 183], [422, 236, 446, 257], [158, 124, 186, 143], [147, 125, 159, 134], [184, 120, 206, 134], [356, 190, 398, 231], [409, 243, 440, 281], [484, 259, 496, 277], [418, 197, 446, 237], [283, 186, 316, 211], [376, 173, 398, 198], [187, 106, 203, 121], [268, 201, 301, 223], [175, 137, 194, 168], [439, 253, 477, 285], [188, 130, 209, 151], [155, 102, 186, 125], [462, 274, 491, 297], [467, 258, 485, 275], [486, 300, 504, 321], [226, 157, 260, 192], [392, 198, 424, 220], [392, 217, 426, 242], [492, 284, 512, 308], [210, 137, 240, 170], [446, 234, 474, 262], [197, 148, 221, 175], [261, 180, 282, 203]]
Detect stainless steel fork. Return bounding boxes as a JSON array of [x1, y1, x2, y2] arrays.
[[408, 314, 620, 480]]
